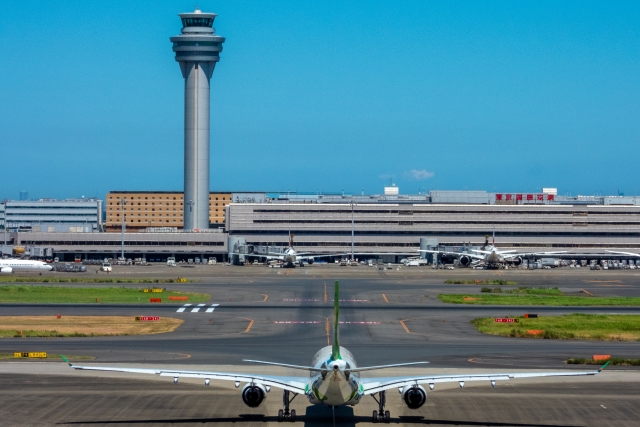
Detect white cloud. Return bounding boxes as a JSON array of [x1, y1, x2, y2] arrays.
[[405, 169, 435, 180]]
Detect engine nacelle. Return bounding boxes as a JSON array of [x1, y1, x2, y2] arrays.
[[307, 258, 314, 265], [459, 255, 472, 267], [241, 383, 267, 408], [0, 267, 13, 274], [401, 385, 427, 409], [509, 257, 523, 266]]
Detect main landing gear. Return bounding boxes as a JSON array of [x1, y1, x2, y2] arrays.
[[372, 391, 390, 423], [277, 390, 297, 422]]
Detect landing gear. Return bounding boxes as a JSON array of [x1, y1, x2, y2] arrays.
[[278, 390, 297, 422], [371, 391, 390, 423]]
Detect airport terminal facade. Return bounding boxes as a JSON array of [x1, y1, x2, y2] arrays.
[[9, 190, 640, 261]]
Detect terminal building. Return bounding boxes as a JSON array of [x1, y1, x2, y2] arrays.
[[9, 188, 640, 262], [0, 198, 103, 233]]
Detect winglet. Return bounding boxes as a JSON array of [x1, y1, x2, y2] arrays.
[[598, 360, 610, 372], [331, 281, 342, 361], [60, 354, 72, 367]]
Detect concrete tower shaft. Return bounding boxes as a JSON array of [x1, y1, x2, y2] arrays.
[[170, 9, 225, 230]]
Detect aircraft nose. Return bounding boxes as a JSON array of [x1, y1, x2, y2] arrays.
[[46, 265, 53, 271]]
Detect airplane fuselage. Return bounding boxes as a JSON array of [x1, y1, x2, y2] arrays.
[[306, 346, 362, 407], [0, 259, 53, 272]]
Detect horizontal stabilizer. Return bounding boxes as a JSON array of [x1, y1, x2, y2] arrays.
[[348, 361, 429, 372], [243, 359, 323, 372]]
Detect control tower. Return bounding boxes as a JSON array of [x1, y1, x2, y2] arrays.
[[170, 9, 225, 230]]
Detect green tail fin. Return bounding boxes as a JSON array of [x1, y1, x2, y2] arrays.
[[331, 281, 341, 360]]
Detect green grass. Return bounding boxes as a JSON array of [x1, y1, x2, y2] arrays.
[[0, 353, 95, 360], [445, 279, 517, 285], [480, 287, 562, 295], [439, 293, 640, 306], [471, 314, 640, 341], [0, 276, 189, 284], [567, 357, 640, 366], [0, 285, 209, 304]]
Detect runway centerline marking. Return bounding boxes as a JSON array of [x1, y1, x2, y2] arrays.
[[205, 304, 220, 313], [273, 321, 381, 324]]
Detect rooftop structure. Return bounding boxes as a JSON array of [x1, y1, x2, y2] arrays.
[[0, 198, 102, 233]]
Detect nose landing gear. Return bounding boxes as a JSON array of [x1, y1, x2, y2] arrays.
[[277, 390, 297, 422], [372, 391, 390, 423]]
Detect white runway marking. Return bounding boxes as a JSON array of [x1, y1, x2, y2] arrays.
[[205, 304, 220, 313], [176, 304, 192, 313], [190, 303, 206, 313]]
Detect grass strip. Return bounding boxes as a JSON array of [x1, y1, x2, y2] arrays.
[[567, 357, 640, 366], [0, 315, 184, 337], [0, 353, 95, 360], [445, 279, 518, 285], [439, 293, 640, 306], [0, 276, 189, 284], [480, 287, 562, 295], [0, 285, 209, 304], [471, 314, 640, 341]]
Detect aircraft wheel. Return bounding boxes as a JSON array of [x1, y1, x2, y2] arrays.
[[372, 410, 378, 423], [384, 410, 390, 423], [278, 409, 284, 422], [290, 409, 296, 422]]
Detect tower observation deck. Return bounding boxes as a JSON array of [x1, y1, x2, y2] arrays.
[[170, 9, 225, 230]]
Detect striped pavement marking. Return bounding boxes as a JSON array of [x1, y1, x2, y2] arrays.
[[273, 321, 381, 325], [176, 304, 192, 313], [176, 304, 219, 313]]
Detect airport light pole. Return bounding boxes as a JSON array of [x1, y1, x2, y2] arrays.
[[351, 200, 355, 261], [120, 198, 127, 260], [2, 198, 7, 249]]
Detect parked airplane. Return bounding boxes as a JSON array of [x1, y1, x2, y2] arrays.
[[422, 234, 567, 268], [0, 258, 53, 273], [606, 250, 640, 258], [62, 281, 606, 423], [236, 234, 417, 268]]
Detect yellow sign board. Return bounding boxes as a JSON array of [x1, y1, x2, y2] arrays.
[[14, 352, 47, 358], [143, 288, 163, 293]]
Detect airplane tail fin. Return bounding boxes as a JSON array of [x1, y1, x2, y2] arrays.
[[331, 281, 341, 360]]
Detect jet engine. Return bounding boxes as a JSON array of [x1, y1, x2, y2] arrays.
[[307, 258, 314, 265], [241, 383, 267, 408], [0, 267, 13, 274], [401, 385, 427, 409], [508, 257, 523, 266], [459, 255, 472, 267]]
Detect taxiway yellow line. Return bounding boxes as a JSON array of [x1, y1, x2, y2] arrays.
[[382, 294, 389, 303], [244, 320, 255, 333], [400, 320, 411, 334], [325, 317, 330, 345], [262, 294, 268, 302], [324, 282, 328, 303]]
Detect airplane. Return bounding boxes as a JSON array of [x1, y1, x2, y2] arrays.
[[235, 234, 418, 268], [62, 281, 607, 423], [606, 250, 640, 258], [0, 258, 53, 273], [422, 233, 568, 268]]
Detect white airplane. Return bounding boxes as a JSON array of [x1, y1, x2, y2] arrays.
[[422, 234, 567, 268], [236, 234, 418, 268], [606, 250, 640, 258], [62, 281, 607, 423], [0, 258, 53, 273]]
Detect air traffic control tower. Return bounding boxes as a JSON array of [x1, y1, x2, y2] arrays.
[[170, 9, 225, 230]]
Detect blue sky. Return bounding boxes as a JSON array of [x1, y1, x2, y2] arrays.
[[1, 1, 639, 200]]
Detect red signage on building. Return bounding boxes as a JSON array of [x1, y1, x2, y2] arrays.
[[516, 194, 523, 201], [506, 194, 513, 201], [495, 194, 503, 201], [537, 194, 544, 201], [526, 194, 533, 201], [547, 194, 555, 201]]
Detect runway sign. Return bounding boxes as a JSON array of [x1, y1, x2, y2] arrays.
[[144, 289, 164, 293], [524, 314, 538, 318], [14, 352, 47, 358], [169, 296, 189, 301], [135, 316, 160, 321], [494, 318, 519, 323], [149, 298, 162, 303]]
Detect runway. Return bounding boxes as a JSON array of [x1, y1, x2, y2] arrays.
[[1, 266, 640, 425]]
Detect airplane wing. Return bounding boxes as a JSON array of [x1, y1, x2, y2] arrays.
[[419, 249, 484, 260], [231, 252, 284, 260], [606, 250, 640, 257], [360, 364, 607, 395], [501, 251, 568, 259], [61, 356, 307, 394]]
